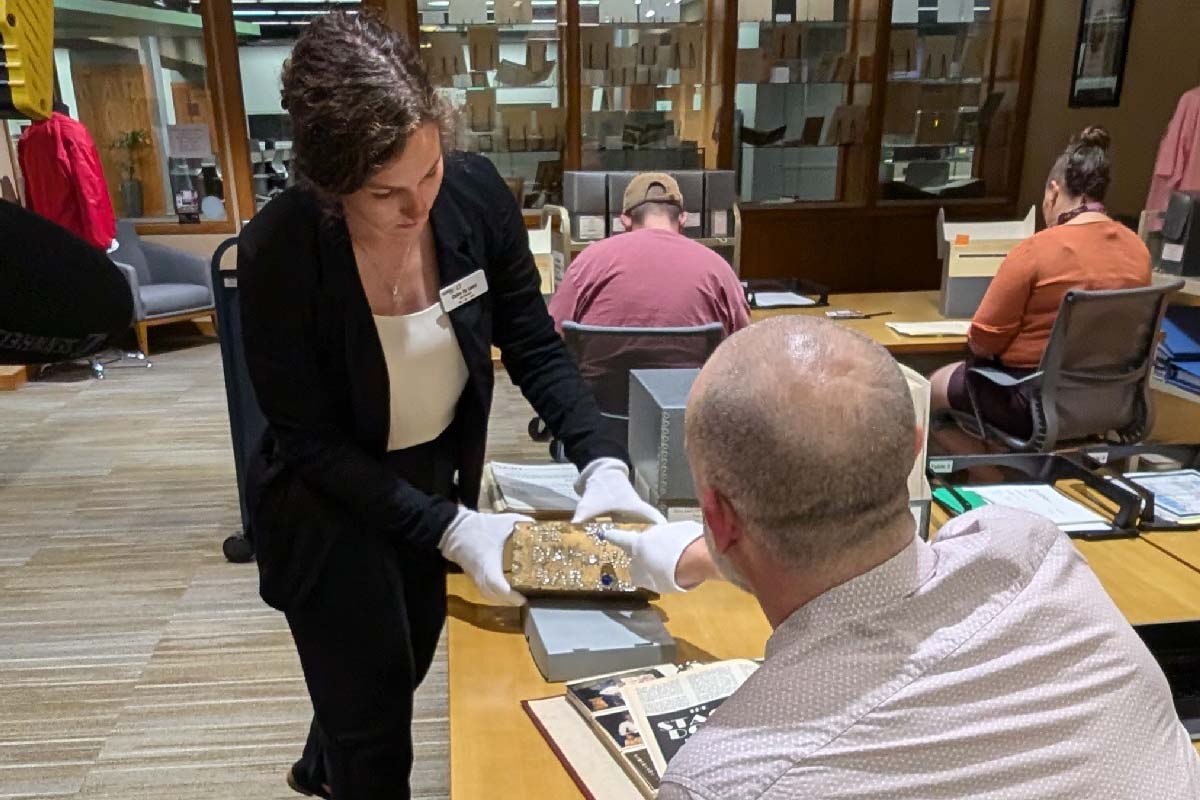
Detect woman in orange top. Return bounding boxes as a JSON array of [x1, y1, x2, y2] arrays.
[[930, 126, 1151, 446]]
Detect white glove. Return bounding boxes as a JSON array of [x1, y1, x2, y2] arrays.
[[602, 521, 704, 594], [572, 458, 667, 525], [438, 509, 531, 606]]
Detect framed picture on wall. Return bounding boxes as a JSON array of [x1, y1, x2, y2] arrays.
[[1069, 0, 1135, 107]]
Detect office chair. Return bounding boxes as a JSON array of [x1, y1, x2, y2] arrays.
[[532, 321, 726, 461], [935, 280, 1184, 453], [210, 236, 268, 564]]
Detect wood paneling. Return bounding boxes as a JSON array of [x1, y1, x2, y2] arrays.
[[739, 203, 943, 291], [71, 62, 167, 218], [171, 81, 219, 153], [1018, 0, 1200, 219], [563, 0, 581, 169], [379, 0, 419, 45], [200, 0, 256, 226]]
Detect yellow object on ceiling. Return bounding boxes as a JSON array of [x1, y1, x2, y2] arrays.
[[1, 0, 53, 120]]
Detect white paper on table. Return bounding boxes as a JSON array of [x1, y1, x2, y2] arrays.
[[490, 462, 581, 513], [886, 320, 971, 337], [969, 484, 1111, 531], [753, 291, 817, 308], [1122, 470, 1200, 518]]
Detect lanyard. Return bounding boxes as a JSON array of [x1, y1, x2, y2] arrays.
[[1057, 202, 1105, 226]]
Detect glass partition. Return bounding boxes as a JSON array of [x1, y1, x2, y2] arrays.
[[734, 0, 879, 204], [234, 1, 362, 213], [418, 0, 565, 210], [578, 0, 714, 174], [17, 0, 235, 222], [878, 0, 1029, 202]]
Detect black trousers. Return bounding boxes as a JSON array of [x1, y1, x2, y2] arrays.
[[284, 427, 458, 800]]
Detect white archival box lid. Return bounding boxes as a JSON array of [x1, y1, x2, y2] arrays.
[[900, 363, 932, 505], [939, 205, 1036, 246], [524, 601, 677, 682]]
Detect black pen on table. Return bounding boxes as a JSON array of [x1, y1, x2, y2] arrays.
[[861, 311, 892, 318]]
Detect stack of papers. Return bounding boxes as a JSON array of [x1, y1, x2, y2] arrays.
[[489, 462, 580, 515], [1121, 470, 1200, 525], [962, 483, 1112, 533], [885, 320, 971, 337], [752, 292, 817, 309]]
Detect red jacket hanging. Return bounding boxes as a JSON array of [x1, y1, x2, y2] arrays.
[[1147, 86, 1200, 225], [18, 113, 117, 250]]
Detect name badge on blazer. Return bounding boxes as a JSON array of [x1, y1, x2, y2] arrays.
[[439, 269, 489, 313]]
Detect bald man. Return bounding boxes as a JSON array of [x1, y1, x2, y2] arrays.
[[607, 317, 1199, 800]]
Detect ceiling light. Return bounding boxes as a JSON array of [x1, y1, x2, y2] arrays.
[[276, 9, 326, 14], [234, 8, 275, 15], [645, 8, 654, 15]]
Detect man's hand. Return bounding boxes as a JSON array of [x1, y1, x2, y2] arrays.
[[573, 458, 667, 525], [602, 521, 713, 593], [438, 510, 530, 606]]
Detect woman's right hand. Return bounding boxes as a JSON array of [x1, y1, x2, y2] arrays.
[[438, 510, 531, 606]]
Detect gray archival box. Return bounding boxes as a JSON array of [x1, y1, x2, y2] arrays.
[[629, 368, 699, 510], [524, 600, 676, 683], [562, 171, 608, 241]]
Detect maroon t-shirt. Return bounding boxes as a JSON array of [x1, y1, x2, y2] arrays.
[[548, 227, 750, 336]]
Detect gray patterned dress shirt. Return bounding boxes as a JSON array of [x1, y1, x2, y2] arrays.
[[659, 506, 1200, 799]]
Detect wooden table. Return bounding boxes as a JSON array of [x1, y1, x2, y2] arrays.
[[1143, 531, 1200, 575], [751, 291, 968, 356], [447, 576, 770, 799], [447, 536, 1200, 798]]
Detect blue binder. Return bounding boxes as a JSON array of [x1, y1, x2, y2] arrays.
[[1160, 306, 1200, 362], [1164, 360, 1200, 395]]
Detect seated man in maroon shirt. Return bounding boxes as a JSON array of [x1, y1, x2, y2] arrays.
[[548, 173, 750, 336]]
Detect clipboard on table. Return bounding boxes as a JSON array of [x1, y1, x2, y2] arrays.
[[1074, 444, 1200, 533], [926, 453, 1141, 540], [742, 278, 829, 310]]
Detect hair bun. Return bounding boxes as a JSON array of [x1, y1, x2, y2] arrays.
[[1076, 125, 1111, 153]]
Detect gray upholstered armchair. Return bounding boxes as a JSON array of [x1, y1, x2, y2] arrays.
[[110, 220, 215, 355]]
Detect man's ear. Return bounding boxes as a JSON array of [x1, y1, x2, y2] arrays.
[[677, 210, 688, 232], [700, 487, 741, 553], [619, 213, 633, 231], [914, 424, 925, 459]]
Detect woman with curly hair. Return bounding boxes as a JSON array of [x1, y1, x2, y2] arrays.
[[238, 12, 664, 798]]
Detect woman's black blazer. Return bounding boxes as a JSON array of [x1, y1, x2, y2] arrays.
[[238, 153, 625, 611]]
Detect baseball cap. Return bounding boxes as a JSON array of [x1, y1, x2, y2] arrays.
[[622, 172, 683, 214]]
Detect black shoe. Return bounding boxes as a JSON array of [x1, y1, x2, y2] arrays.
[[287, 766, 333, 799]]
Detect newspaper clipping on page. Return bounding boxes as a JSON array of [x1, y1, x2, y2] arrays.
[[621, 659, 760, 775]]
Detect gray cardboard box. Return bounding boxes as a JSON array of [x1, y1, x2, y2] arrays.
[[939, 272, 993, 319], [670, 170, 705, 238], [563, 171, 608, 241], [629, 368, 699, 509], [704, 170, 736, 239], [524, 600, 676, 683], [606, 171, 639, 233]]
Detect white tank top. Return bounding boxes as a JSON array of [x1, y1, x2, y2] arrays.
[[373, 303, 469, 452]]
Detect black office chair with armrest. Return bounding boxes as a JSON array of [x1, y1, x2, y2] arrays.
[[531, 321, 726, 461], [210, 236, 268, 563], [935, 280, 1184, 453]]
